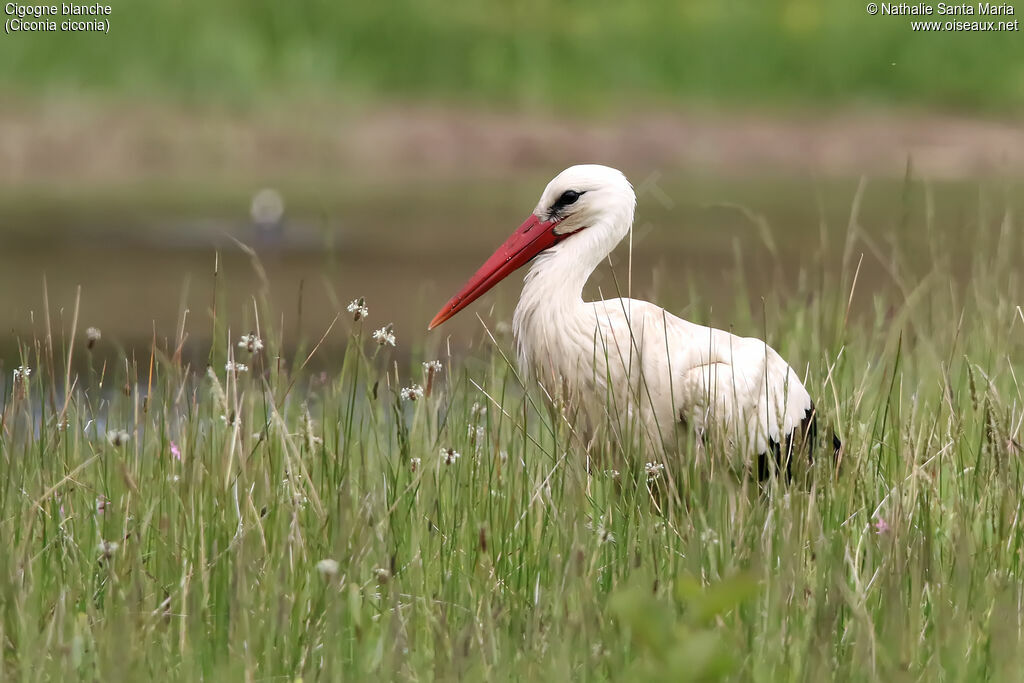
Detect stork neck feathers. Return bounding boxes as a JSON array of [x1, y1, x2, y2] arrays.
[[523, 190, 635, 304], [513, 205, 634, 364], [521, 227, 607, 307], [510, 164, 636, 374]]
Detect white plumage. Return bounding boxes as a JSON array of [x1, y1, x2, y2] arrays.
[[432, 165, 821, 468]]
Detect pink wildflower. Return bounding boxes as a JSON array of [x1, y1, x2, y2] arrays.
[[170, 442, 182, 461]]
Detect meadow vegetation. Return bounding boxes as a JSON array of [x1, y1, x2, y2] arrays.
[[1, 0, 1022, 112], [1, 184, 1022, 680]]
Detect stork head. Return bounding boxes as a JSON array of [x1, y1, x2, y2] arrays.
[[533, 164, 636, 237], [429, 164, 635, 330]]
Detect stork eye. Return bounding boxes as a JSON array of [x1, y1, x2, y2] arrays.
[[551, 189, 583, 214], [558, 190, 581, 206]]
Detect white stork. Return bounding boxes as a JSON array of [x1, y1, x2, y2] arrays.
[[429, 165, 835, 476]]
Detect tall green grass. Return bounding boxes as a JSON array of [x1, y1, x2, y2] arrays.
[[1, 184, 1022, 680], [0, 0, 1022, 112]]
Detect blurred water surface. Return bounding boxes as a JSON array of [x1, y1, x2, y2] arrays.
[[0, 172, 1017, 365]]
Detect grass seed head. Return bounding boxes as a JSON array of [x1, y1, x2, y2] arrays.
[[301, 404, 322, 450], [207, 367, 228, 414]]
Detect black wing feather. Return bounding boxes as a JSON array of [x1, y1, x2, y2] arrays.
[[757, 402, 840, 481]]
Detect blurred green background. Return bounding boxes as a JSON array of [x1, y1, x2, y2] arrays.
[[1, 0, 1022, 111], [0, 0, 1021, 349]]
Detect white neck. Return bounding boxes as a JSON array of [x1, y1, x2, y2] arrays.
[[512, 215, 631, 375]]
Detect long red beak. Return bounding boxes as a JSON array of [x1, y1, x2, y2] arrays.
[[428, 214, 563, 330]]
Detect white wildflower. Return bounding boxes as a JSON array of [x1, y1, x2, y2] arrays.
[[316, 558, 340, 579], [237, 333, 264, 353], [13, 366, 31, 382], [97, 539, 119, 558], [400, 384, 424, 401], [440, 447, 460, 465], [372, 324, 396, 347], [220, 412, 241, 428], [605, 469, 621, 480], [470, 402, 486, 419], [86, 327, 102, 349], [422, 359, 442, 395], [225, 361, 249, 373], [107, 429, 131, 447], [346, 297, 369, 322], [645, 462, 665, 482], [588, 516, 616, 544], [373, 567, 391, 584], [251, 188, 285, 225]]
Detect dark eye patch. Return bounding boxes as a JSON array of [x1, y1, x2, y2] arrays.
[[550, 189, 584, 216], [558, 190, 581, 205]]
